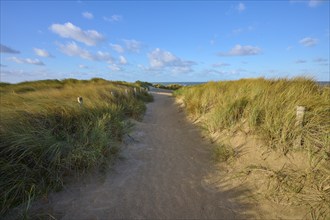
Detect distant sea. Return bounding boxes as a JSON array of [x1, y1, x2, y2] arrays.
[[152, 82, 206, 86], [153, 81, 329, 86], [318, 81, 330, 86]]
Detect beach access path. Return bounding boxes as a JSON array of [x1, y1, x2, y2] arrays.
[[37, 88, 258, 219]]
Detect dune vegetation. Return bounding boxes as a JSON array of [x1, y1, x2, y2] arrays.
[[174, 77, 330, 219], [152, 83, 183, 90], [0, 78, 152, 215]]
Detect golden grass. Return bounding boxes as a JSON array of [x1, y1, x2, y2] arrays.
[[0, 78, 152, 215], [174, 77, 330, 219]]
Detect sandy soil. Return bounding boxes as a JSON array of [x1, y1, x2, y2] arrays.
[[28, 89, 263, 219]]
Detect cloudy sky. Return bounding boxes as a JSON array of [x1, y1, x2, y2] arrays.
[[0, 0, 329, 83]]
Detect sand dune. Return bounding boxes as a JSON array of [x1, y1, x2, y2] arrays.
[[29, 88, 263, 219]]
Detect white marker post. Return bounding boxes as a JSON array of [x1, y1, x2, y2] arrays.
[[77, 96, 83, 107], [295, 106, 305, 148]]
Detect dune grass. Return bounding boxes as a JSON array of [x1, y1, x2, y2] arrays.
[[0, 78, 152, 215], [174, 77, 330, 219]]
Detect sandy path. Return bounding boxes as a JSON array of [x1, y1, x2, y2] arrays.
[[34, 89, 258, 219]]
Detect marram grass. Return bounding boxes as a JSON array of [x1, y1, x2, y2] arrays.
[[174, 77, 330, 219], [0, 78, 152, 215]]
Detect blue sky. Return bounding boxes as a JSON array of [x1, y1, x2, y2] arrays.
[[0, 0, 329, 83]]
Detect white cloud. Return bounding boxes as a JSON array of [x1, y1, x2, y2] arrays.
[[79, 64, 89, 69], [313, 57, 328, 63], [104, 15, 122, 22], [308, 0, 324, 7], [290, 0, 325, 8], [171, 66, 193, 74], [108, 64, 121, 71], [82, 12, 94, 19], [230, 25, 254, 36], [147, 48, 196, 74], [286, 46, 293, 51], [210, 34, 218, 45], [59, 42, 90, 59], [58, 42, 113, 62], [313, 57, 328, 65], [232, 28, 244, 35], [103, 16, 110, 22], [34, 48, 53, 57], [149, 48, 176, 68], [50, 22, 105, 46], [237, 3, 246, 12], [299, 37, 318, 47], [7, 57, 44, 65], [212, 62, 231, 67], [119, 55, 127, 65], [295, 59, 307, 64], [218, 44, 262, 56], [0, 69, 53, 83], [123, 39, 142, 53], [0, 44, 20, 54], [94, 51, 112, 61], [201, 68, 245, 77], [110, 43, 125, 53], [201, 69, 226, 76]]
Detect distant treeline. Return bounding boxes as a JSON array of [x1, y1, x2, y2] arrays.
[[152, 83, 183, 90], [134, 80, 183, 90]]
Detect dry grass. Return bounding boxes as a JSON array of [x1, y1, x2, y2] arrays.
[[0, 78, 152, 216], [174, 77, 330, 219]]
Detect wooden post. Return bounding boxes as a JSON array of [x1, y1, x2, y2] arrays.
[[295, 106, 305, 148], [134, 87, 137, 96], [296, 106, 305, 127], [77, 96, 83, 107]]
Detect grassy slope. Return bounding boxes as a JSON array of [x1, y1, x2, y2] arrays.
[[174, 78, 330, 219], [0, 78, 152, 215]]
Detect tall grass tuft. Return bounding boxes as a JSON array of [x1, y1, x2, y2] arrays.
[[0, 78, 152, 215], [174, 77, 330, 218]]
